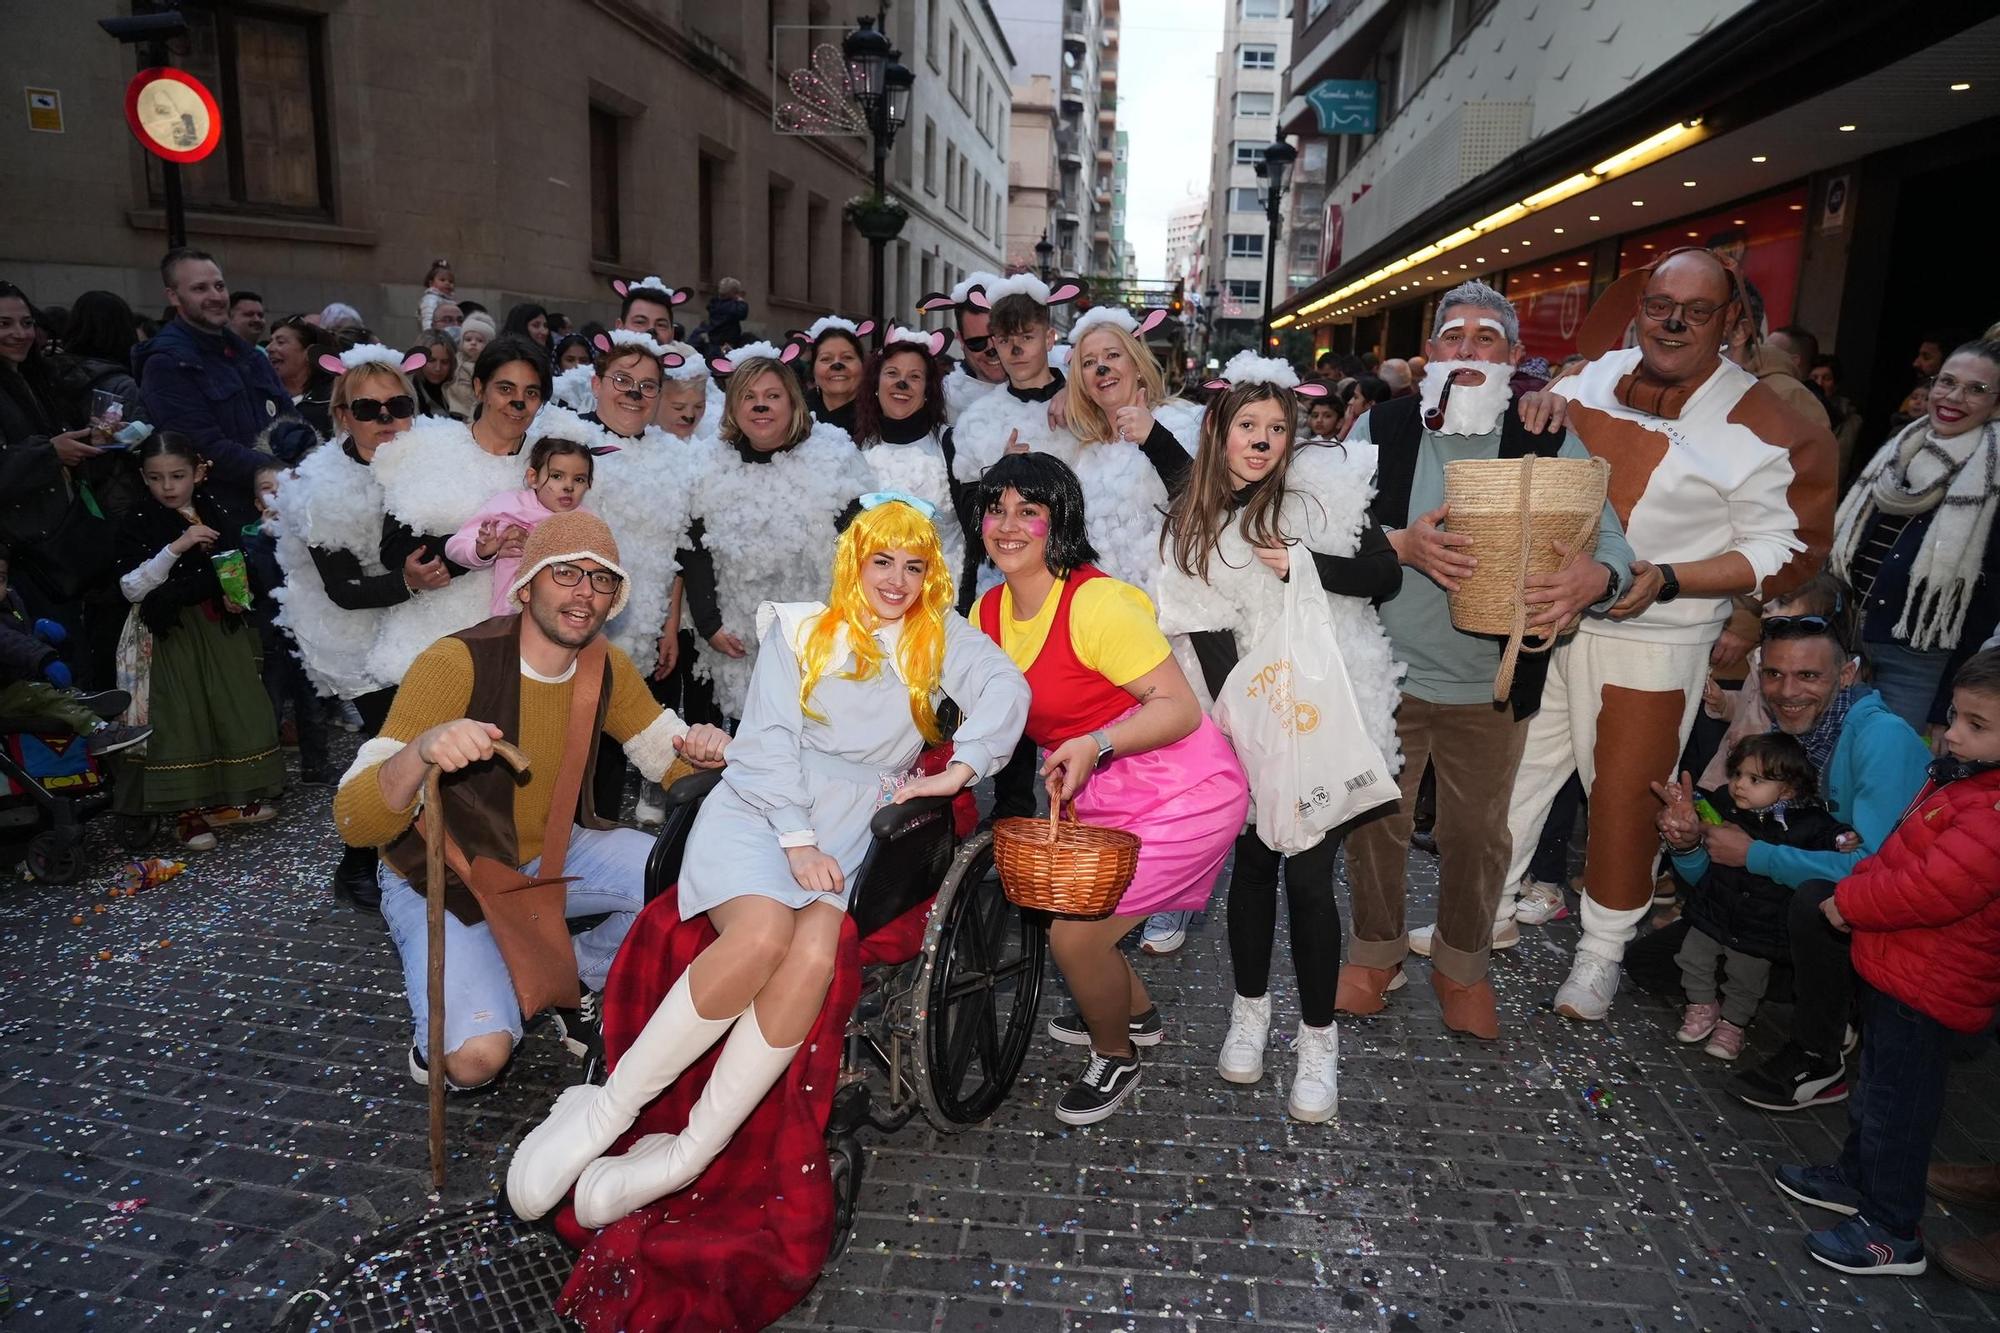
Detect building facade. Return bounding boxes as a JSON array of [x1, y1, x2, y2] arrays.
[[1165, 196, 1206, 281], [1108, 129, 1131, 280], [0, 2, 1013, 348], [1275, 0, 2000, 458], [1006, 74, 1062, 275], [1203, 0, 1295, 357], [883, 0, 1014, 324], [994, 0, 1121, 281]]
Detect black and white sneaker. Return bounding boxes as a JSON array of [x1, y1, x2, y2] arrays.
[[407, 1044, 502, 1094], [550, 991, 604, 1060], [1731, 1043, 1848, 1112], [86, 723, 153, 757], [1048, 1007, 1163, 1048], [1055, 1050, 1143, 1125]]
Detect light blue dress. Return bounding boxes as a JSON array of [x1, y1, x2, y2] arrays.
[[676, 604, 1030, 916]]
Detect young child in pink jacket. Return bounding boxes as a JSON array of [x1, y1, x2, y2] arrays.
[[446, 435, 603, 617]]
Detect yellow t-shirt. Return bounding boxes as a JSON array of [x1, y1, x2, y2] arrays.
[[995, 576, 1171, 687]]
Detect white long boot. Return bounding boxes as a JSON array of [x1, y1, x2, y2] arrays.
[[571, 1006, 799, 1228], [506, 973, 740, 1220]]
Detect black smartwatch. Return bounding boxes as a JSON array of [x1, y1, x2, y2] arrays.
[[1655, 562, 1681, 604], [1597, 562, 1620, 605]]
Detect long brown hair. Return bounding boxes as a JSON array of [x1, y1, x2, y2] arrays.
[[1161, 381, 1305, 582]]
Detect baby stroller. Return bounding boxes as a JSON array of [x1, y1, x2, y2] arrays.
[[0, 689, 134, 883]]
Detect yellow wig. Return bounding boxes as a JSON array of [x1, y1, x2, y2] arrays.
[[798, 499, 955, 743]]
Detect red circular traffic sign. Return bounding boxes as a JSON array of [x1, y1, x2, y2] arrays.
[[124, 67, 222, 164]]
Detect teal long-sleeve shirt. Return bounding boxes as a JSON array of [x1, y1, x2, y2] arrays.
[[1672, 690, 1931, 889]]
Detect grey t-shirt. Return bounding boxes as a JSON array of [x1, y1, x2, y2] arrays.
[[1351, 413, 1636, 706]]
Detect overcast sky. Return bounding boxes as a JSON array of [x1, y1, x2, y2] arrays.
[[1118, 1, 1224, 278]]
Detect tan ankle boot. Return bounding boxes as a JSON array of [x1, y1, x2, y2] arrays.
[[1335, 963, 1403, 1016], [1431, 970, 1499, 1040]]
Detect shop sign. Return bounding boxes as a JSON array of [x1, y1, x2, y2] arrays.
[[1306, 80, 1377, 135]]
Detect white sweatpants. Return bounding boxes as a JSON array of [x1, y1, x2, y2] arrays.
[[1501, 628, 1712, 960]]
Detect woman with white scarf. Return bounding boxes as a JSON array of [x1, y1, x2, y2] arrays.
[[1830, 338, 2000, 734]]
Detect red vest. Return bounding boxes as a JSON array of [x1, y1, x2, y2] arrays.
[[977, 566, 1135, 749]]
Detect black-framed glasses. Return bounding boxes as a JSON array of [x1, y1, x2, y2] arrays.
[[348, 395, 416, 423], [608, 371, 661, 399], [547, 562, 622, 596], [961, 335, 994, 354], [1639, 295, 1724, 326]]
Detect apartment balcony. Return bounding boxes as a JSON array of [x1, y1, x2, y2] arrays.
[[1098, 96, 1116, 124], [1057, 209, 1082, 232], [1060, 77, 1086, 116], [1096, 143, 1114, 166], [1059, 133, 1085, 170]]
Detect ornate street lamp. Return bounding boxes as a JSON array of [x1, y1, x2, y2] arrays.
[[1035, 231, 1055, 285], [844, 16, 914, 336], [1255, 137, 1298, 346]]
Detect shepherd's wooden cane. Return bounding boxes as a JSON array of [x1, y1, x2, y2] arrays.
[[423, 740, 531, 1191]]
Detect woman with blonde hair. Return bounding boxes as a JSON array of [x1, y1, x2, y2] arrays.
[[676, 342, 874, 719], [508, 495, 1027, 1227], [1060, 308, 1203, 594]]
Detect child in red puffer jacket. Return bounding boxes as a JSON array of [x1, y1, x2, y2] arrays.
[[1771, 648, 2000, 1279]]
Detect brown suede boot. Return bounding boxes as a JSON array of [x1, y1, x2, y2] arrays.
[[1335, 963, 1403, 1015], [1936, 1230, 2000, 1292], [1431, 970, 1500, 1040], [1928, 1162, 2000, 1207]]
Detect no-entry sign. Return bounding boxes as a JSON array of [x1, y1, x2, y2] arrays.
[[124, 66, 221, 164]]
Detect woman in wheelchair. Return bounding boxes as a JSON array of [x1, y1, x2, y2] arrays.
[[508, 494, 1028, 1228], [975, 453, 1250, 1125]]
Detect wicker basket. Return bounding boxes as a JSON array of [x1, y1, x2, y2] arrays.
[[992, 802, 1140, 918], [1442, 454, 1611, 700]]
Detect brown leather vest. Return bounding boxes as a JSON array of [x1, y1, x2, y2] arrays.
[[380, 615, 615, 922]]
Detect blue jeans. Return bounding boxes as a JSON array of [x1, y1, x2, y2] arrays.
[[379, 824, 654, 1056], [1864, 637, 1950, 733], [1833, 983, 1952, 1238]]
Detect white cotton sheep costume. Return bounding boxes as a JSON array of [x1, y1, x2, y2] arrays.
[[1152, 350, 1404, 768], [690, 342, 876, 718], [364, 414, 536, 684], [272, 439, 392, 699], [859, 327, 967, 586]]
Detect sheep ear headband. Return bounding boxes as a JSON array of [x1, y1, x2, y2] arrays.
[[961, 273, 1084, 310], [916, 269, 1004, 313], [885, 325, 956, 358], [709, 340, 803, 376], [609, 276, 693, 306], [320, 345, 427, 377], [589, 330, 686, 369], [528, 403, 624, 455], [1202, 349, 1328, 398], [788, 314, 877, 347], [1066, 305, 1170, 344]]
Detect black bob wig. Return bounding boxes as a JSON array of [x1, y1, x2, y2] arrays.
[[973, 452, 1100, 579]]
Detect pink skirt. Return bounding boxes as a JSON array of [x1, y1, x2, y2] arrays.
[[1072, 713, 1249, 917]]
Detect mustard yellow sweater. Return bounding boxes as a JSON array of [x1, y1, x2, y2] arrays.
[[333, 638, 678, 860]]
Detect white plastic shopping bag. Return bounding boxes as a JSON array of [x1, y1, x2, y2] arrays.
[[1211, 569, 1397, 854]]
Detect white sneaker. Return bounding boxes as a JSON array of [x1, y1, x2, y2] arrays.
[[1216, 992, 1270, 1084], [1514, 878, 1570, 925], [1407, 920, 1517, 957], [1286, 1022, 1338, 1123], [1140, 911, 1190, 956], [1553, 953, 1622, 1022]]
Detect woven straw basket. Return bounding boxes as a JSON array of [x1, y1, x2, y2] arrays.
[[993, 803, 1139, 918], [1442, 454, 1611, 700]]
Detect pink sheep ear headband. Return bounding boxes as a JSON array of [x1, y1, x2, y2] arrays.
[[915, 291, 958, 312], [611, 277, 692, 305], [319, 347, 427, 376], [709, 341, 803, 375], [885, 326, 955, 357], [591, 331, 683, 367], [1201, 377, 1328, 398]]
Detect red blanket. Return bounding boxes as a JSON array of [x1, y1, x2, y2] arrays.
[[554, 762, 975, 1332]]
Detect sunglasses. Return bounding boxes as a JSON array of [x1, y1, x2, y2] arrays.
[[961, 335, 994, 354], [1762, 613, 1850, 651], [347, 395, 417, 423]]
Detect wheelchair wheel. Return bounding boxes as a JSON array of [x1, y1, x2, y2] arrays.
[[910, 830, 1045, 1129], [826, 1133, 862, 1262], [25, 830, 82, 884]]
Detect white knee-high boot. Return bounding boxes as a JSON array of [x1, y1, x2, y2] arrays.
[[570, 1005, 800, 1229], [506, 973, 740, 1221]]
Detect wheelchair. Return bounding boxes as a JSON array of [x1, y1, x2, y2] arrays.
[[630, 765, 1047, 1256]]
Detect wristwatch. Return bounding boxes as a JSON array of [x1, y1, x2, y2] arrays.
[[1090, 729, 1116, 765], [1597, 562, 1621, 605], [1655, 562, 1681, 604]]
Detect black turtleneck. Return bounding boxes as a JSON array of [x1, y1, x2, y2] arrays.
[[1005, 367, 1067, 404], [808, 390, 859, 436], [872, 410, 935, 445]]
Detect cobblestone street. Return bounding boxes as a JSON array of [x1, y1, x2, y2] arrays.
[[3, 753, 1997, 1332]]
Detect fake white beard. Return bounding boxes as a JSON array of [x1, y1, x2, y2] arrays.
[[1418, 359, 1515, 436]]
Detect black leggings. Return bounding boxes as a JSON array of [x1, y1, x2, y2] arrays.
[[1225, 832, 1344, 1028]]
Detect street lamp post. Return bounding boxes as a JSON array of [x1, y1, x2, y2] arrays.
[[1255, 137, 1297, 348], [1035, 231, 1055, 285], [844, 15, 913, 337], [1203, 283, 1219, 366]]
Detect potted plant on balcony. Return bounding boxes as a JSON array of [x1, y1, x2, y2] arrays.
[[844, 192, 908, 241]]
